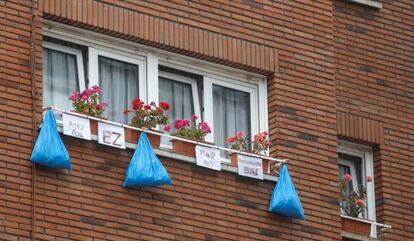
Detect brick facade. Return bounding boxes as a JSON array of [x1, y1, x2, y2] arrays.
[[0, 0, 412, 240]]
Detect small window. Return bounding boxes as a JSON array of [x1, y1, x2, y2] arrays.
[[338, 142, 376, 237], [43, 42, 85, 110], [212, 85, 251, 149], [89, 48, 145, 123]]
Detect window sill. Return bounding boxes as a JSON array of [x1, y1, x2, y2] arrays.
[[344, 0, 383, 9], [341, 231, 379, 241], [51, 110, 279, 183]]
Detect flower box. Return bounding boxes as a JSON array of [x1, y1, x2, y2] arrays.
[[341, 217, 371, 236], [170, 138, 212, 157], [229, 153, 274, 174], [125, 128, 162, 149], [69, 110, 102, 135]]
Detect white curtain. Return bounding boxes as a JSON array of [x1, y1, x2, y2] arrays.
[[213, 85, 251, 148], [159, 77, 195, 145], [99, 56, 139, 123], [159, 77, 194, 121], [43, 48, 79, 110]]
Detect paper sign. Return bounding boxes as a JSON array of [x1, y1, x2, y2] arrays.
[[237, 154, 264, 180], [62, 113, 91, 140], [98, 122, 125, 149], [195, 145, 221, 171]]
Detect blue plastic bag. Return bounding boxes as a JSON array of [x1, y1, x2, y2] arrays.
[[30, 110, 71, 169], [123, 132, 172, 187], [268, 164, 304, 219]]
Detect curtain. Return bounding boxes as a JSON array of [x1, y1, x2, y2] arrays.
[[213, 85, 251, 149], [159, 77, 194, 122], [43, 48, 79, 110], [99, 56, 139, 123]]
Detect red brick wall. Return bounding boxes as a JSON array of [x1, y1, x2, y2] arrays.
[[334, 0, 414, 240], [2, 0, 411, 240]]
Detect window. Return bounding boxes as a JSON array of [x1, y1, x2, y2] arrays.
[[43, 29, 268, 155], [89, 48, 145, 123], [43, 42, 85, 110], [338, 141, 376, 237]]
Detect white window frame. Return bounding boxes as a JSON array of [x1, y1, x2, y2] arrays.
[[339, 141, 376, 238], [43, 41, 86, 94], [88, 47, 146, 101], [158, 71, 202, 148]]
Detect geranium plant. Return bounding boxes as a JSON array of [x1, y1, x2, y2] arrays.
[[339, 174, 372, 217], [252, 131, 270, 155], [69, 85, 107, 117], [172, 114, 211, 140], [124, 98, 170, 129], [227, 131, 248, 151]]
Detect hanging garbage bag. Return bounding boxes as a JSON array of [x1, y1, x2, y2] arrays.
[[30, 110, 71, 169], [123, 132, 172, 187], [269, 164, 304, 219]]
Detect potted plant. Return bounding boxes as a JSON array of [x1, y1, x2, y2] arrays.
[[227, 131, 273, 173], [123, 98, 170, 148], [170, 114, 211, 157], [340, 174, 373, 236], [69, 85, 107, 134]]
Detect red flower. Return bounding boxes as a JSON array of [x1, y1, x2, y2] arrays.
[[236, 131, 244, 139], [160, 101, 170, 110], [254, 133, 264, 142], [144, 105, 151, 110], [132, 98, 143, 110], [227, 136, 236, 143], [174, 119, 189, 129], [344, 174, 352, 181], [356, 199, 364, 207], [123, 109, 131, 115], [366, 176, 373, 182]]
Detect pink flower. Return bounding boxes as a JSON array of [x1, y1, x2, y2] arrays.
[[163, 124, 171, 132], [82, 88, 93, 96], [69, 91, 80, 101], [191, 114, 198, 121], [199, 122, 211, 133], [344, 174, 353, 181], [91, 85, 101, 93], [366, 176, 373, 182], [174, 119, 189, 129], [227, 136, 236, 143], [236, 131, 244, 139], [81, 95, 88, 100], [356, 199, 364, 207], [254, 133, 264, 142], [96, 104, 103, 110], [262, 131, 268, 136]]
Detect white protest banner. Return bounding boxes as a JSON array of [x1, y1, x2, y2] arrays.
[[98, 122, 126, 149], [195, 145, 221, 171], [62, 113, 91, 140], [237, 154, 264, 180]]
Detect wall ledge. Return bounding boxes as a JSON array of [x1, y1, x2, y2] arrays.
[[344, 0, 383, 9]]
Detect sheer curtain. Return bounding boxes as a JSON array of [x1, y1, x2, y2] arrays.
[[43, 48, 79, 110], [213, 85, 251, 149], [99, 56, 139, 123], [159, 77, 195, 145]]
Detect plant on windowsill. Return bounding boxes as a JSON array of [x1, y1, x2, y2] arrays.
[[69, 85, 107, 134], [227, 131, 275, 173], [170, 114, 212, 157], [340, 174, 373, 236], [123, 98, 170, 148]]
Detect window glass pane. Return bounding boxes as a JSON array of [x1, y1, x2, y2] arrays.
[[99, 56, 139, 123], [339, 153, 363, 185], [213, 85, 251, 148], [43, 48, 79, 109], [159, 77, 195, 121]]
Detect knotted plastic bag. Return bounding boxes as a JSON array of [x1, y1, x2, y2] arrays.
[[30, 110, 71, 169], [123, 132, 172, 187], [269, 164, 304, 219]]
